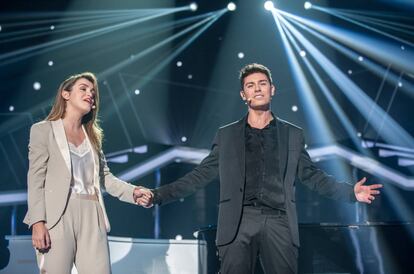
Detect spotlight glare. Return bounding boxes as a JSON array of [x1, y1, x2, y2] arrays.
[[237, 52, 245, 59], [176, 61, 183, 67], [398, 82, 403, 87], [48, 60, 54, 66], [50, 25, 55, 30], [291, 105, 298, 112], [33, 82, 41, 90], [0, 25, 2, 32], [181, 136, 187, 142], [9, 105, 14, 112], [227, 2, 236, 11], [347, 69, 353, 75], [358, 56, 364, 62], [357, 132, 362, 137], [299, 50, 306, 57], [134, 89, 140, 95], [189, 3, 198, 11], [304, 2, 312, 10], [187, 74, 193, 79], [264, 1, 274, 11]]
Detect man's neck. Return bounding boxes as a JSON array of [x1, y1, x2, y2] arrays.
[[247, 109, 273, 129]]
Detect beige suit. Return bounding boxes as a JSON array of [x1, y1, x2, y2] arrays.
[[24, 119, 136, 273]]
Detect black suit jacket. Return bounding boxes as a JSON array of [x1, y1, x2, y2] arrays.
[[153, 116, 356, 247]]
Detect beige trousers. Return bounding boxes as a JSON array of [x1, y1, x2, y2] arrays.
[[36, 194, 111, 274]]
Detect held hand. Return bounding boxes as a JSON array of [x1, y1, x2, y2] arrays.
[[133, 187, 154, 208], [354, 177, 383, 204], [32, 221, 51, 251]]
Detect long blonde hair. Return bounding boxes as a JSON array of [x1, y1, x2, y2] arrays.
[[46, 72, 103, 152]]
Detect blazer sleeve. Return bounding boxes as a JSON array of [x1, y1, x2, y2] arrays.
[[296, 131, 357, 203], [153, 133, 219, 205], [99, 150, 136, 204], [26, 123, 49, 227]]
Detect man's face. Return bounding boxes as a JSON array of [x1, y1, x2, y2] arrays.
[[240, 72, 275, 110]]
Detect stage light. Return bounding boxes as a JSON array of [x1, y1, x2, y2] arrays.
[[304, 1, 312, 10], [358, 56, 364, 62], [264, 1, 274, 11], [227, 2, 236, 11], [181, 136, 187, 142], [299, 50, 306, 57], [398, 82, 403, 87], [292, 105, 298, 112], [357, 132, 362, 137], [0, 25, 2, 32], [189, 3, 198, 11], [187, 74, 193, 79], [33, 82, 41, 90], [238, 52, 245, 59], [48, 60, 54, 66], [9, 106, 14, 112], [348, 69, 353, 75], [50, 25, 55, 30], [176, 61, 183, 67], [134, 89, 140, 95]]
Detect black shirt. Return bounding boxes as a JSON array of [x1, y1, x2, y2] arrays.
[[244, 116, 285, 210]]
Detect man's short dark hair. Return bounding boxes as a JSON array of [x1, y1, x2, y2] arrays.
[[239, 63, 273, 89]]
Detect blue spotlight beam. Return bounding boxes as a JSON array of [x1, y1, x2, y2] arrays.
[[271, 11, 334, 146], [0, 7, 189, 66], [277, 12, 414, 148], [312, 6, 414, 48], [277, 10, 414, 75], [98, 13, 217, 79], [278, 19, 362, 151]]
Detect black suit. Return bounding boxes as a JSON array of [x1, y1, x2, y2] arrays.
[[153, 116, 356, 272]]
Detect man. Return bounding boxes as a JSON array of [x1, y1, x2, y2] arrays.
[[137, 63, 382, 274]]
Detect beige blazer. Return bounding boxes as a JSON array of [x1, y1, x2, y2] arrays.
[[23, 119, 136, 232]]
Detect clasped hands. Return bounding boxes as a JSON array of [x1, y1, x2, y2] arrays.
[[133, 187, 154, 208]]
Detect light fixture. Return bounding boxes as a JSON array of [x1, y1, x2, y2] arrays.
[[304, 1, 312, 10], [189, 3, 198, 11], [264, 1, 274, 11], [227, 2, 236, 11]]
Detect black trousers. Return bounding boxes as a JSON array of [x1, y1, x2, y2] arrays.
[[217, 206, 298, 274]]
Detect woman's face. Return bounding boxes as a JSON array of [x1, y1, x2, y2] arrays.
[[62, 78, 96, 116]]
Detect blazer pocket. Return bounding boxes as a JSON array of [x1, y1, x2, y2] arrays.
[[219, 198, 231, 204]]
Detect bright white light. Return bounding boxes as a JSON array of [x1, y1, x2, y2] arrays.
[[357, 132, 362, 137], [0, 25, 2, 32], [304, 144, 308, 149], [299, 50, 306, 57], [176, 61, 183, 67], [9, 106, 14, 112], [175, 235, 183, 241], [304, 2, 312, 10], [398, 82, 403, 87], [227, 2, 236, 11], [237, 52, 244, 59], [181, 136, 187, 142], [358, 56, 364, 62], [33, 82, 41, 90], [264, 1, 274, 11], [48, 60, 54, 66], [134, 89, 140, 95], [50, 25, 55, 30], [187, 74, 193, 79], [291, 105, 298, 112], [189, 3, 198, 11], [347, 69, 353, 75]]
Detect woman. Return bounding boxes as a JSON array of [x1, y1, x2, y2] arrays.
[[23, 72, 151, 273]]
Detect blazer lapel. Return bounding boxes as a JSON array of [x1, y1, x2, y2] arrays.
[[276, 119, 289, 183], [235, 116, 247, 179], [82, 125, 99, 188], [51, 119, 71, 173]]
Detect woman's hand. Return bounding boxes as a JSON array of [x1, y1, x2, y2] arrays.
[[32, 221, 51, 251]]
